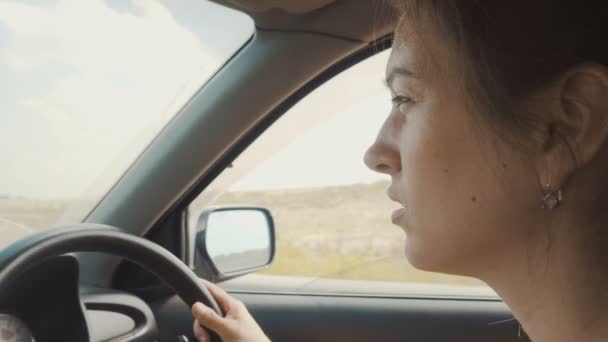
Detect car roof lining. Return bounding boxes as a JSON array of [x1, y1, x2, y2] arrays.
[[211, 0, 398, 43], [221, 0, 336, 14]]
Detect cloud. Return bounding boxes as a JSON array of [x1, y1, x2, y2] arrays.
[[0, 0, 214, 71], [0, 0, 242, 199]]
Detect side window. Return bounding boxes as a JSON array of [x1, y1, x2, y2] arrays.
[[189, 50, 485, 289]]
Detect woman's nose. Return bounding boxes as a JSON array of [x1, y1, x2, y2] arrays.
[[364, 140, 401, 175]]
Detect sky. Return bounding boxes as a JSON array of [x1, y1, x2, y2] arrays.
[[206, 209, 271, 258], [0, 0, 253, 199], [0, 0, 392, 201], [223, 50, 392, 192]]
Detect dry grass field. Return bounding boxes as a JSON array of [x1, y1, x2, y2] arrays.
[[0, 198, 69, 247], [1, 181, 484, 287], [212, 180, 484, 286], [0, 197, 94, 247]]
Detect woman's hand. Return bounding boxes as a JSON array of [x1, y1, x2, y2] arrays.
[[192, 279, 270, 342]]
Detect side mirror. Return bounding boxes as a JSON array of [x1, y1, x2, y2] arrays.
[[194, 207, 275, 282]]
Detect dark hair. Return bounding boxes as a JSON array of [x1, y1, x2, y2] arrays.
[[392, 1, 608, 139]]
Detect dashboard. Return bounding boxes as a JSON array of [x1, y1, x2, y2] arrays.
[[0, 254, 158, 341]]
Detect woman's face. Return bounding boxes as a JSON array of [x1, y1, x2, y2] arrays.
[[364, 21, 543, 277]]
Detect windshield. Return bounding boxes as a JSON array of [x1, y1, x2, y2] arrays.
[[0, 0, 254, 245]]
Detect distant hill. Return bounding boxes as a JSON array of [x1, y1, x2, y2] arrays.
[[214, 180, 395, 234], [0, 181, 482, 286], [210, 181, 483, 286], [0, 198, 70, 230]]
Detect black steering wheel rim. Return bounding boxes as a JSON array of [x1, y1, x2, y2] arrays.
[[0, 224, 223, 342]]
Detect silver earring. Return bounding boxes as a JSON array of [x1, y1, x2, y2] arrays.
[[542, 184, 562, 210]]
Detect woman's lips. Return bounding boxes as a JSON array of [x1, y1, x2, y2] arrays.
[[387, 186, 406, 224], [391, 207, 407, 224]]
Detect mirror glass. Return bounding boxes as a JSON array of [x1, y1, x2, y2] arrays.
[[204, 209, 272, 274]]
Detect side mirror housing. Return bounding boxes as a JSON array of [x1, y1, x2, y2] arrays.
[[193, 206, 275, 282]]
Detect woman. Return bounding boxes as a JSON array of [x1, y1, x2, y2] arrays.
[[191, 1, 608, 341]]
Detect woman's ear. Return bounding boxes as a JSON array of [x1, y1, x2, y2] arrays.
[[536, 64, 608, 190]]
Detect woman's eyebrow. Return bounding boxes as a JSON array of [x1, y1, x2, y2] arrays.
[[385, 67, 416, 87]]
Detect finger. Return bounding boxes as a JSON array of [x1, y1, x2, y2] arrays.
[[200, 279, 234, 313], [193, 319, 210, 342], [192, 302, 230, 336]]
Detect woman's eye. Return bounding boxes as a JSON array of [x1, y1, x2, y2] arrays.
[[391, 95, 413, 110], [391, 95, 411, 104]]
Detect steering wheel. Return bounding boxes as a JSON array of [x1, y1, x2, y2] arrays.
[[0, 224, 223, 342]]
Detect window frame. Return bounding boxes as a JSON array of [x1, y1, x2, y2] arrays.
[[175, 33, 496, 299], [178, 34, 394, 269]]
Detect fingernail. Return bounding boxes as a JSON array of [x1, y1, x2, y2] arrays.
[[193, 302, 207, 315]]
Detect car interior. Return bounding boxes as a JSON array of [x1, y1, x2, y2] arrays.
[[0, 0, 528, 341]]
